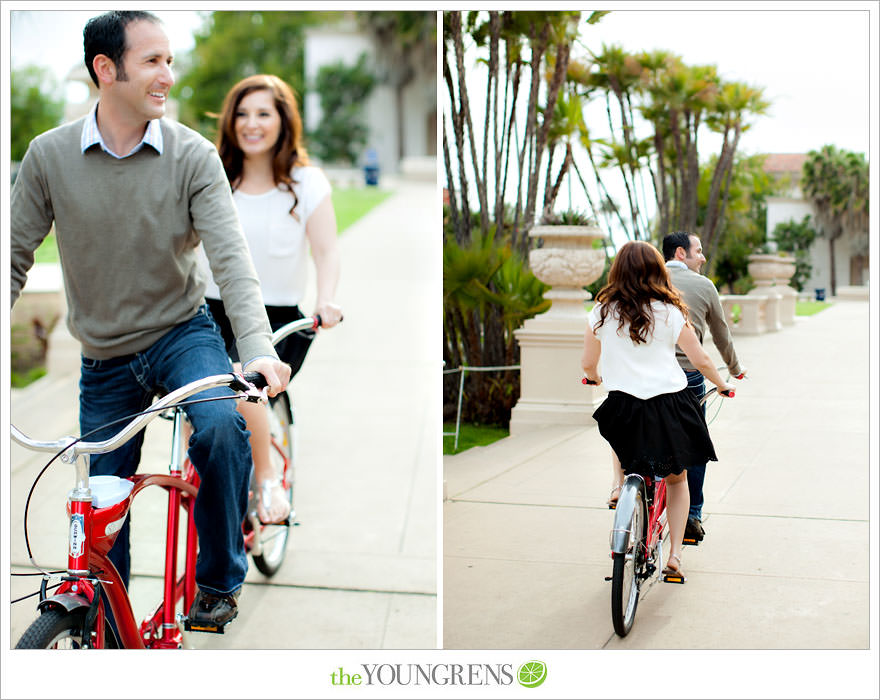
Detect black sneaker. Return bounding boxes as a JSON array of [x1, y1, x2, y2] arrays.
[[186, 588, 241, 633], [684, 517, 704, 543]]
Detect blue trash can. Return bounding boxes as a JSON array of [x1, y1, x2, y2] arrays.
[[363, 148, 379, 186], [814, 288, 826, 301]]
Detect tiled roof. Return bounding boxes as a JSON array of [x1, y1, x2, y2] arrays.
[[763, 153, 807, 174]]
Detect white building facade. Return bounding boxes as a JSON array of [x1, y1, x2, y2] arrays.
[[764, 154, 868, 296], [303, 16, 436, 177]]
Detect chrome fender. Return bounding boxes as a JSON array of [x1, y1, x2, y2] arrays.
[[610, 475, 646, 554]]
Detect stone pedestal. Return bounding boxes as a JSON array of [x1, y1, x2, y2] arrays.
[[720, 294, 769, 335], [509, 225, 606, 435], [747, 254, 782, 332], [773, 257, 798, 326]]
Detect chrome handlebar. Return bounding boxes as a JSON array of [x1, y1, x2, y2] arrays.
[[270, 316, 320, 346], [11, 373, 247, 458], [11, 315, 326, 459]]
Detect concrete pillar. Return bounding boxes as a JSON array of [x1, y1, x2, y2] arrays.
[[509, 225, 606, 435]]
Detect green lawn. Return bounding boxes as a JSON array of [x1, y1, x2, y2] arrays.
[[27, 187, 391, 266], [332, 187, 393, 233], [443, 422, 509, 455], [795, 300, 831, 316], [34, 231, 58, 264], [10, 366, 47, 389]]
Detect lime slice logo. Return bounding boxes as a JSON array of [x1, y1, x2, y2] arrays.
[[517, 660, 547, 688]]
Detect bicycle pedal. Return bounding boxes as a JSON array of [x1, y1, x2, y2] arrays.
[[607, 503, 617, 510], [682, 537, 700, 546], [662, 573, 686, 584], [182, 616, 231, 634]]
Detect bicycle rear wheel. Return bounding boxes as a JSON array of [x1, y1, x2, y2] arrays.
[[15, 608, 117, 649], [252, 392, 295, 577], [611, 487, 645, 637]]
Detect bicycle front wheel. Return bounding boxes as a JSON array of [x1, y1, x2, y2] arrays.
[[252, 392, 295, 577], [611, 488, 644, 637], [15, 609, 117, 649]]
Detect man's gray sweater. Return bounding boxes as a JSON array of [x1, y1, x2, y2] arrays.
[[667, 264, 742, 376], [11, 116, 275, 363]]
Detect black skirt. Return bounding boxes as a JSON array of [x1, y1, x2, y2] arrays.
[[592, 388, 717, 478], [206, 298, 315, 378]]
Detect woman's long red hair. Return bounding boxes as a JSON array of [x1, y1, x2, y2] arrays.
[[593, 240, 689, 344], [215, 74, 309, 218]]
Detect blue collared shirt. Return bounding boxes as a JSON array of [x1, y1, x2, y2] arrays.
[[80, 102, 163, 158]]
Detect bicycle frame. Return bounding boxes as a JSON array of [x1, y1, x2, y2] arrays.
[[35, 406, 201, 649], [610, 473, 667, 576], [12, 373, 258, 649], [14, 316, 319, 649]]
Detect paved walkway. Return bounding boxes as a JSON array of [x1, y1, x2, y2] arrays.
[[9, 175, 439, 649], [444, 300, 871, 650]]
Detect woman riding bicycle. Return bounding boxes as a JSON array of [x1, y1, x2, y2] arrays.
[[581, 241, 733, 580], [197, 74, 343, 524]]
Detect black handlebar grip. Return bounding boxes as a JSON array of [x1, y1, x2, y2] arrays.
[[242, 371, 269, 389], [582, 377, 599, 386]]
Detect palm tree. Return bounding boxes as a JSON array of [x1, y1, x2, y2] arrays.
[[802, 145, 869, 296], [702, 80, 769, 260]]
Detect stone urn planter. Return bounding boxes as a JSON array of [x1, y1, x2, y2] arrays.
[[527, 224, 606, 319], [772, 255, 798, 326], [747, 253, 779, 289], [774, 255, 797, 287], [746, 253, 783, 330]]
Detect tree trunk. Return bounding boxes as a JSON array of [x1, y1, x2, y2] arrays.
[[652, 127, 670, 238], [524, 38, 571, 235], [500, 56, 522, 235], [513, 27, 545, 253], [572, 158, 615, 249], [829, 234, 838, 297], [705, 124, 741, 260], [702, 121, 732, 245], [519, 24, 550, 247], [490, 13, 504, 231], [443, 46, 472, 242], [450, 12, 490, 237], [545, 142, 573, 217], [668, 111, 686, 230], [482, 13, 499, 236], [442, 122, 464, 244]]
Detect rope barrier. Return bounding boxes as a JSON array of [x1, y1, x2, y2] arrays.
[[443, 364, 520, 451]]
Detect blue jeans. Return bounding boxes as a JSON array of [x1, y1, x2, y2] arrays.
[[684, 369, 707, 520], [80, 306, 251, 596]]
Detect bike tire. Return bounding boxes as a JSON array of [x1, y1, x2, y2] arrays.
[[252, 392, 295, 577], [15, 608, 117, 649], [611, 488, 645, 637]]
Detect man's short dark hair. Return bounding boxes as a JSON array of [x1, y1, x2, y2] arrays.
[[662, 231, 693, 261], [83, 11, 161, 88]]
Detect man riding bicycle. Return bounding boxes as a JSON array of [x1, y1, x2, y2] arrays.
[[662, 232, 746, 543], [10, 11, 290, 631]]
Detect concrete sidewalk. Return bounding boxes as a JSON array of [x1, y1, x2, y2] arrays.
[[9, 176, 439, 649], [444, 300, 870, 649]]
